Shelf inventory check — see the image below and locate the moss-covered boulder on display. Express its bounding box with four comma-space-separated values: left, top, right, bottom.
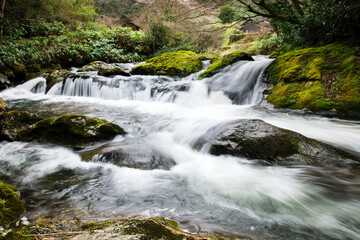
0, 111, 43, 141
131, 51, 203, 77
23, 114, 126, 149
209, 119, 360, 167
10, 64, 27, 83
265, 43, 360, 113
199, 51, 254, 79
0, 97, 7, 119
26, 64, 41, 73
0, 181, 25, 227
45, 69, 72, 93
98, 67, 130, 77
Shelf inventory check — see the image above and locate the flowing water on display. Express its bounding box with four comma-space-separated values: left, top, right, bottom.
1, 57, 360, 240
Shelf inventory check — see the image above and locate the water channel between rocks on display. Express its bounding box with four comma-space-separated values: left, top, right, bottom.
1, 57, 360, 240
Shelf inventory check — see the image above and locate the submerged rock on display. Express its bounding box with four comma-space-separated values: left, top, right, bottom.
131, 51, 203, 77
0, 111, 43, 141
199, 51, 254, 79
0, 181, 25, 227
78, 61, 130, 77
80, 142, 175, 170
210, 119, 360, 167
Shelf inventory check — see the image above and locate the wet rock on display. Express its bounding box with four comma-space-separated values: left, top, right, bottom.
26, 64, 41, 73
131, 51, 203, 77
0, 111, 43, 141
199, 51, 254, 79
80, 143, 175, 170
0, 181, 25, 227
23, 114, 126, 149
10, 64, 27, 83
0, 97, 8, 119
78, 61, 130, 77
45, 69, 72, 92
0, 73, 11, 90
209, 119, 360, 167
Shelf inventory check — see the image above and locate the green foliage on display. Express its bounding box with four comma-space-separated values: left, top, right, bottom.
218, 5, 236, 24
247, 34, 284, 55
0, 26, 152, 70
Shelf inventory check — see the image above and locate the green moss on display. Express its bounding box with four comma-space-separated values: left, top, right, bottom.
0, 181, 25, 227
265, 43, 360, 112
26, 114, 126, 149
199, 51, 254, 79
45, 69, 71, 93
131, 51, 202, 77
11, 64, 27, 82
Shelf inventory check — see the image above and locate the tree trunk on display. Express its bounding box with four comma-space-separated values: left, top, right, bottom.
0, 0, 5, 40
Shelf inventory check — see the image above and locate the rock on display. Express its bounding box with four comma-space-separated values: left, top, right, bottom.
131, 51, 203, 77
0, 181, 25, 227
199, 51, 254, 79
23, 114, 126, 149
10, 64, 27, 83
98, 67, 130, 77
80, 142, 175, 170
209, 119, 360, 167
0, 97, 8, 119
265, 43, 360, 113
0, 73, 11, 90
45, 69, 72, 92
78, 61, 130, 77
0, 111, 43, 141
26, 64, 41, 73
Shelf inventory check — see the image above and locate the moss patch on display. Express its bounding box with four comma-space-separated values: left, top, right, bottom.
25, 114, 126, 149
131, 51, 202, 77
0, 181, 25, 227
265, 43, 360, 112
199, 51, 254, 79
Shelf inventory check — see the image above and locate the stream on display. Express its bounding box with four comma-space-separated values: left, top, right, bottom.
1, 57, 360, 240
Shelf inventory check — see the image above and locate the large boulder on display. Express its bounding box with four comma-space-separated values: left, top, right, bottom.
78, 61, 130, 77
0, 181, 25, 227
10, 64, 27, 84
199, 51, 254, 79
131, 51, 203, 77
24, 114, 126, 149
265, 43, 360, 113
209, 119, 360, 167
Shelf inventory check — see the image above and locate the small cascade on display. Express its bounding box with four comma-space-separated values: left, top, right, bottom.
46, 58, 271, 105
206, 56, 273, 105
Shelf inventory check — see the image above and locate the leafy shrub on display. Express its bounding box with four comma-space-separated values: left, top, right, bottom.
218, 6, 236, 24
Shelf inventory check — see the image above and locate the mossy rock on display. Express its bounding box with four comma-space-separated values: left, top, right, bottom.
0, 181, 25, 227
0, 97, 8, 119
26, 64, 41, 73
0, 111, 43, 141
131, 51, 203, 77
98, 67, 130, 77
24, 114, 126, 149
199, 51, 254, 79
210, 119, 360, 167
265, 43, 360, 112
77, 61, 108, 72
10, 64, 27, 83
45, 69, 72, 93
